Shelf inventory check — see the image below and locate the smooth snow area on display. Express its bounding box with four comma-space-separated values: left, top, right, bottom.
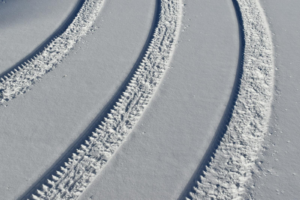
249, 0, 300, 199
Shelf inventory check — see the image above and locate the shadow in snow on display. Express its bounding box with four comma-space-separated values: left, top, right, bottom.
177, 0, 245, 199
18, 0, 161, 199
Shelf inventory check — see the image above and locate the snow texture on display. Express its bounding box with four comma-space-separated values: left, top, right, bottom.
0, 0, 104, 105
28, 0, 182, 199
188, 0, 274, 199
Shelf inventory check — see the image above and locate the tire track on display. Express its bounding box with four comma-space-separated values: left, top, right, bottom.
0, 0, 105, 105
25, 0, 182, 199
186, 0, 274, 199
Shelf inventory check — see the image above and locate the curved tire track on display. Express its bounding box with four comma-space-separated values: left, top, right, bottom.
0, 0, 105, 105
187, 0, 274, 199
26, 0, 182, 199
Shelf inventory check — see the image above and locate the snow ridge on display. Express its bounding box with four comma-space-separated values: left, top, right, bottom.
0, 0, 104, 105
28, 0, 182, 199
188, 0, 274, 199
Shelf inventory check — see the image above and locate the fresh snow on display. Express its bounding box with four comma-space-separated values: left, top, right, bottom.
0, 0, 104, 105
0, 0, 81, 72
0, 0, 299, 199
189, 0, 274, 199
79, 0, 241, 199
25, 0, 182, 199
248, 0, 300, 199
0, 0, 158, 199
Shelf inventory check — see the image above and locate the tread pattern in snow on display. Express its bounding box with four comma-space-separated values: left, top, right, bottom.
27, 0, 182, 199
188, 0, 274, 199
0, 0, 104, 105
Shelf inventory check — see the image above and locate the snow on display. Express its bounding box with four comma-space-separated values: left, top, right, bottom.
25, 0, 182, 198
0, 0, 104, 104
79, 1, 241, 199
189, 0, 274, 199
248, 0, 300, 199
0, 0, 81, 74
0, 0, 156, 198
0, 0, 299, 199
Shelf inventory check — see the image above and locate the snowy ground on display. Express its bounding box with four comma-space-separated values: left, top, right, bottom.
0, 0, 299, 199
250, 0, 300, 199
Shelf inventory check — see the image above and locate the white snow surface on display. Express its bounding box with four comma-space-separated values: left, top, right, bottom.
28, 0, 182, 199
0, 0, 158, 199
189, 0, 274, 199
248, 0, 300, 199
0, 0, 80, 71
1, 0, 299, 199
79, 1, 241, 199
0, 0, 104, 105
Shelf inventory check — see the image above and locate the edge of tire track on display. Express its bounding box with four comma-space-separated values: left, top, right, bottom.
187, 0, 274, 199
178, 1, 245, 198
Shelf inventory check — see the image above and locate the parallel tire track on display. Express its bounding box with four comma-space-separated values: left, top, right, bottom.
28, 0, 182, 199
0, 0, 104, 105
188, 0, 274, 199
